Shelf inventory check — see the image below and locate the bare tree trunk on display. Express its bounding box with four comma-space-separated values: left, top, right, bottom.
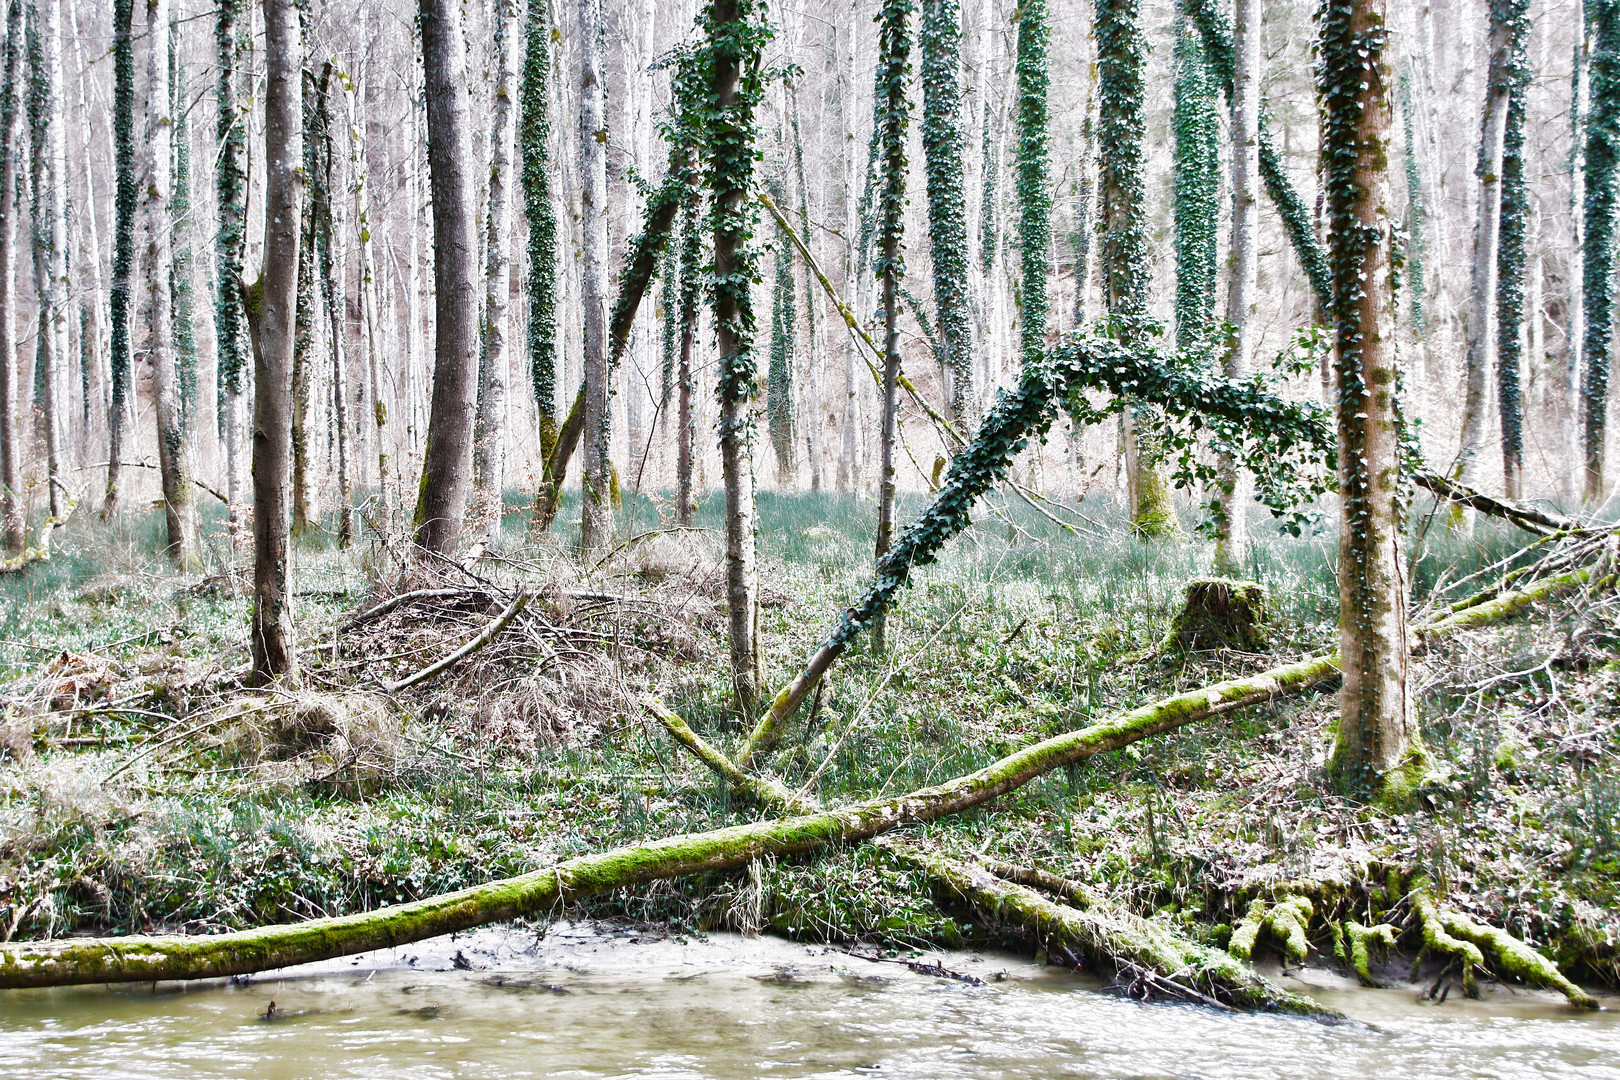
412, 0, 481, 556
247, 0, 303, 686
315, 66, 352, 548
1457, 10, 1514, 494
473, 0, 517, 551
346, 72, 388, 528
0, 0, 23, 553
576, 0, 612, 555
1321, 0, 1418, 797
1213, 0, 1257, 576
835, 2, 861, 494
31, 0, 70, 526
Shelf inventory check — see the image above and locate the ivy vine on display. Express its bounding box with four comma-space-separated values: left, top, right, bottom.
920, 0, 974, 418
1494, 0, 1531, 490
1584, 0, 1620, 493
521, 0, 559, 459
1172, 8, 1219, 350
1015, 0, 1051, 371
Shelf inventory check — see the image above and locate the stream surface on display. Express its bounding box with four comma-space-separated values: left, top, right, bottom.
2, 922, 1617, 1079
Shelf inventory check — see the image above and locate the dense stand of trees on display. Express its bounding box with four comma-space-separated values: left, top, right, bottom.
0, 0, 1609, 787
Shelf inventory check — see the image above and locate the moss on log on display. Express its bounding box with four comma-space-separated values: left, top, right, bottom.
879, 841, 1333, 1015
1411, 882, 1596, 1008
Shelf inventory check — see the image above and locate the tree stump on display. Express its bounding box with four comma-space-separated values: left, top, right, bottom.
1164, 578, 1269, 653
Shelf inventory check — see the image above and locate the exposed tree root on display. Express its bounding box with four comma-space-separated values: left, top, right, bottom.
1228, 896, 1312, 964
1409, 882, 1596, 1008
877, 840, 1334, 1016
1333, 921, 1398, 986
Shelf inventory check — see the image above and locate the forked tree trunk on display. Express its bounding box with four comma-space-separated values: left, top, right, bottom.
576, 0, 612, 555
1320, 0, 1418, 796
1213, 0, 1259, 576
247, 0, 303, 687
0, 0, 23, 553
473, 0, 518, 550
412, 0, 481, 555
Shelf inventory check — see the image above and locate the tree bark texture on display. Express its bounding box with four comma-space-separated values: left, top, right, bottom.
473, 0, 518, 550
1319, 0, 1417, 795
576, 0, 612, 555
248, 0, 303, 687
413, 0, 481, 556
103, 0, 136, 520
0, 0, 24, 552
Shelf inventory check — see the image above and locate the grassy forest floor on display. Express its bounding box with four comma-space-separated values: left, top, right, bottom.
1, 489, 1617, 995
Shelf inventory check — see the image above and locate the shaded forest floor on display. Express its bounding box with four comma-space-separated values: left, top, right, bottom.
1, 489, 1617, 994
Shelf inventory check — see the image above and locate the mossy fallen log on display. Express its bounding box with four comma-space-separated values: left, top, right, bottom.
877, 840, 1333, 1015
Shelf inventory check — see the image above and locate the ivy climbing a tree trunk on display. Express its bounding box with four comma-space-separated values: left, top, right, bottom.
872, 0, 912, 655
703, 0, 770, 713
1584, 1, 1620, 502
1317, 0, 1420, 798
1494, 0, 1531, 501
1214, 0, 1260, 575
920, 0, 974, 423
413, 0, 481, 556
214, 0, 248, 519
1172, 7, 1218, 351
247, 0, 303, 686
104, 0, 136, 520
1097, 0, 1179, 538
1456, 4, 1516, 501
521, 0, 560, 532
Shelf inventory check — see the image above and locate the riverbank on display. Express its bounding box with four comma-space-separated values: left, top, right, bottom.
0, 492, 1616, 1000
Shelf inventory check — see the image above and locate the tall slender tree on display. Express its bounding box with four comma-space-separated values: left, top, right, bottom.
920, 0, 974, 421
29, 0, 69, 524
473, 0, 519, 548
214, 0, 248, 514
701, 0, 770, 713
1584, 0, 1620, 501
103, 0, 136, 520
343, 68, 388, 523
576, 0, 612, 555
314, 64, 353, 548
1318, 0, 1418, 796
1457, 5, 1518, 494
1214, 0, 1260, 574
766, 168, 796, 484
0, 0, 23, 553
521, 0, 559, 523
248, 0, 304, 685
675, 139, 702, 527
1097, 0, 1177, 537
413, 0, 482, 554
1495, 0, 1532, 500
170, 23, 198, 437
872, 0, 912, 656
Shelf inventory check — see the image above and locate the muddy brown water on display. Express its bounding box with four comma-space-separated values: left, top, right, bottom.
2, 922, 1616, 1079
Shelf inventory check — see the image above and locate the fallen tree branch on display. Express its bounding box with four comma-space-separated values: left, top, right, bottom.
336, 588, 479, 633
379, 591, 531, 693
1412, 470, 1591, 538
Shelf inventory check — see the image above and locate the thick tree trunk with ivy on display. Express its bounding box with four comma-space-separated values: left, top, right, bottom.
1457, 8, 1515, 496
704, 0, 769, 713
214, 0, 248, 516
0, 0, 22, 553
247, 0, 303, 687
1097, 0, 1177, 538
1214, 0, 1259, 575
1584, 1, 1620, 502
413, 0, 481, 556
576, 0, 612, 555
521, 0, 560, 528
1318, 0, 1418, 797
872, 0, 911, 655
1565, 21, 1588, 503
1494, 0, 1531, 501
920, 0, 974, 422
473, 0, 518, 550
